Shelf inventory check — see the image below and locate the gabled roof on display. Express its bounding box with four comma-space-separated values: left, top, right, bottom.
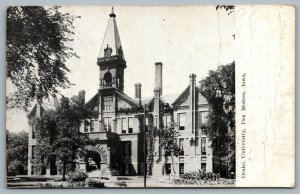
115, 90, 138, 107
160, 93, 180, 105
137, 97, 152, 106
143, 93, 180, 109
85, 92, 100, 110
27, 102, 56, 118
84, 89, 138, 111
172, 85, 190, 107
27, 104, 37, 118
172, 85, 208, 107
196, 87, 209, 105
98, 8, 124, 60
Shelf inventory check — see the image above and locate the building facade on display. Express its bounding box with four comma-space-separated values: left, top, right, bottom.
27, 8, 212, 177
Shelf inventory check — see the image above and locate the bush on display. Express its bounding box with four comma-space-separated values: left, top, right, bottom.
39, 182, 64, 188
67, 170, 88, 182
85, 178, 105, 188
69, 181, 86, 188
179, 169, 220, 185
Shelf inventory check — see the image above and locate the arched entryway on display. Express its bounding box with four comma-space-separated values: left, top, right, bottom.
86, 150, 101, 172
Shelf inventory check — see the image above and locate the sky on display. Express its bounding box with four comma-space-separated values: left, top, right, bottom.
6, 5, 234, 133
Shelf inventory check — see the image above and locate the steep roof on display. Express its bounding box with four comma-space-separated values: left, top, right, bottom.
27, 100, 57, 118
172, 86, 208, 107
84, 89, 138, 111
98, 7, 124, 60
115, 90, 138, 107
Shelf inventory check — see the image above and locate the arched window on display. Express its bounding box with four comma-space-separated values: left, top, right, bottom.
104, 72, 112, 86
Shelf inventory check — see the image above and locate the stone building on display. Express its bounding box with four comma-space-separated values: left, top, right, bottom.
27, 8, 212, 177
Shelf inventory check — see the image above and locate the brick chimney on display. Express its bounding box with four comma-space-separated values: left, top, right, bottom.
154, 62, 163, 96
78, 90, 86, 104
189, 73, 196, 134
135, 83, 142, 106
190, 73, 196, 88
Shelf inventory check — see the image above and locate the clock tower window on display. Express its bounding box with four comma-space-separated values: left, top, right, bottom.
104, 72, 112, 87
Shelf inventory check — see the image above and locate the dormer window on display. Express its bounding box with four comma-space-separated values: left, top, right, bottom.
104, 44, 112, 57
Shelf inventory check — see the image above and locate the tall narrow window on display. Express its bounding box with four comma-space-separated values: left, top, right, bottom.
155, 116, 158, 128
103, 97, 113, 111
90, 120, 94, 132
201, 137, 206, 155
162, 115, 170, 127
145, 117, 148, 131
126, 142, 131, 157
84, 120, 89, 132
32, 145, 36, 159
32, 125, 36, 139
122, 118, 126, 133
166, 115, 171, 127
198, 111, 202, 127
128, 117, 133, 133
179, 163, 184, 175
165, 164, 171, 175
201, 163, 206, 172
103, 117, 112, 132
199, 111, 208, 134
179, 138, 184, 156
122, 142, 131, 157
202, 112, 208, 124
31, 165, 34, 175
178, 113, 186, 130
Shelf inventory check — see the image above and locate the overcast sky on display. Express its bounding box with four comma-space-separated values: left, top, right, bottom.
6, 5, 234, 133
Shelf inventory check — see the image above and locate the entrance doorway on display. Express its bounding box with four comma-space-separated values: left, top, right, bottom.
86, 151, 101, 172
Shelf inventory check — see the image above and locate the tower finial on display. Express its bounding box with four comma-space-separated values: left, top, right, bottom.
109, 7, 116, 17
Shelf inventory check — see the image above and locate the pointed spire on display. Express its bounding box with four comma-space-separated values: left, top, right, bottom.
98, 7, 124, 60
109, 7, 116, 17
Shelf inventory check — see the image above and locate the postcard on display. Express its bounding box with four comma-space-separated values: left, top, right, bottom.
6, 5, 295, 188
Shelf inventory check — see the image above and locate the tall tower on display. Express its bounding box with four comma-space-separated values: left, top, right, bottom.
97, 7, 126, 92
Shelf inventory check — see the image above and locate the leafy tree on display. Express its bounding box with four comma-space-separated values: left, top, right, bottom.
33, 111, 56, 175
6, 130, 28, 176
52, 96, 92, 181
216, 5, 235, 40
216, 5, 235, 15
199, 61, 235, 177
6, 6, 79, 110
145, 122, 155, 175
157, 123, 180, 175
33, 95, 94, 180
145, 120, 180, 176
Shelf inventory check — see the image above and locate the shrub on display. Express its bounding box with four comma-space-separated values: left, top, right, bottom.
69, 181, 86, 188
39, 182, 64, 188
179, 170, 220, 184
85, 178, 105, 188
67, 170, 88, 182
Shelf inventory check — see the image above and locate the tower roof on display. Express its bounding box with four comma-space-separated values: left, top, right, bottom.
98, 7, 124, 60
